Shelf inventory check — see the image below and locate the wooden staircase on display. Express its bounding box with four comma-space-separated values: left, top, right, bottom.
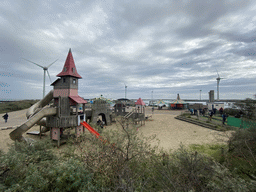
124, 109, 135, 119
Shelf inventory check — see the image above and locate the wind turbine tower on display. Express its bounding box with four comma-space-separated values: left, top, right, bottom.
216, 69, 224, 101
23, 58, 58, 98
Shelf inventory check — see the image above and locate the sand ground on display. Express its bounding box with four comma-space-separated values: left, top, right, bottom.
0, 107, 232, 153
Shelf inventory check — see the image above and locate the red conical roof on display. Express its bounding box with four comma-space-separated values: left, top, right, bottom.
135, 98, 145, 106
57, 49, 82, 78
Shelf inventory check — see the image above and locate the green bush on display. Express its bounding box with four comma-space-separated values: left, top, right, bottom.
148, 145, 255, 191
73, 117, 159, 191
0, 140, 96, 192
224, 108, 241, 117
225, 127, 256, 181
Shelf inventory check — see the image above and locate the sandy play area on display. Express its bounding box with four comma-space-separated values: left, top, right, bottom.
0, 108, 232, 153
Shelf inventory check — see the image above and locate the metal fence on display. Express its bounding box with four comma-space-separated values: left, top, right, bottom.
227, 117, 256, 129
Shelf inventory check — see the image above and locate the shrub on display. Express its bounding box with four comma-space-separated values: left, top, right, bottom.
72, 117, 159, 191
224, 108, 241, 117
0, 140, 96, 192
225, 127, 256, 181
150, 145, 255, 191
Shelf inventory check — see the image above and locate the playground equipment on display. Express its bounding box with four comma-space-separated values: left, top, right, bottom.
9, 49, 97, 146
87, 98, 113, 125
114, 98, 146, 126
9, 90, 56, 141
80, 121, 100, 138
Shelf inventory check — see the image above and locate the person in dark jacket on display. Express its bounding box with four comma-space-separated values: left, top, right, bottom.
3, 113, 8, 123
219, 107, 224, 115
222, 113, 227, 125
209, 111, 213, 121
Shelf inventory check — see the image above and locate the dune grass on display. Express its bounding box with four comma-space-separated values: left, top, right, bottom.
0, 100, 39, 114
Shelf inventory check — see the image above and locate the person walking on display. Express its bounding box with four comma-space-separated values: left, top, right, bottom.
209, 111, 213, 121
222, 113, 227, 125
219, 107, 224, 116
2, 113, 8, 123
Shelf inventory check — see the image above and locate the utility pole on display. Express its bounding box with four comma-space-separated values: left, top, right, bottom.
125, 85, 127, 99
200, 90, 202, 100
151, 90, 153, 105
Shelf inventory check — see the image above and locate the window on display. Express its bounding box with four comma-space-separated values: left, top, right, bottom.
63, 78, 66, 83
72, 68, 75, 73
73, 79, 76, 84
64, 67, 67, 72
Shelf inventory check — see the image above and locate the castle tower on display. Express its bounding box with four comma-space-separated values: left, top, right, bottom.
49, 49, 86, 127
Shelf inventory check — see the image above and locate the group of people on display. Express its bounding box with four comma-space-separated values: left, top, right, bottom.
189, 108, 206, 116
189, 107, 228, 125
209, 107, 227, 125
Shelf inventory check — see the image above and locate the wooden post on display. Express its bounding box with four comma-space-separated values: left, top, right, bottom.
83, 103, 85, 123
58, 96, 61, 117
50, 128, 52, 140
57, 134, 60, 148
40, 125, 42, 139
76, 103, 78, 116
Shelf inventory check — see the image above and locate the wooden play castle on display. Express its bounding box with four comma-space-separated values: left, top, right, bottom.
47, 49, 87, 146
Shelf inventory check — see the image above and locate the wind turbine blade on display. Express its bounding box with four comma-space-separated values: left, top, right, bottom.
215, 68, 220, 77
47, 70, 52, 83
22, 58, 44, 68
47, 59, 58, 68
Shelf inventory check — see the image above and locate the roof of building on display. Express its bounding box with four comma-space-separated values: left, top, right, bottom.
57, 49, 82, 79
170, 94, 186, 104
135, 98, 145, 106
50, 78, 61, 86
69, 95, 87, 104
117, 98, 130, 101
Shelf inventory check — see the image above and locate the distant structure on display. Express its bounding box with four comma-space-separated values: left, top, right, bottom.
170, 94, 186, 109
114, 100, 127, 116
114, 98, 145, 125
209, 90, 214, 102
134, 98, 146, 125
216, 70, 224, 101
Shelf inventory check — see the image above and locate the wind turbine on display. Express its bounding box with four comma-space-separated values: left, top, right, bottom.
23, 58, 58, 98
215, 69, 224, 101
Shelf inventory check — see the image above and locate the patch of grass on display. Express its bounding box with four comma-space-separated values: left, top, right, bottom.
189, 143, 227, 163
0, 100, 39, 114
181, 113, 191, 118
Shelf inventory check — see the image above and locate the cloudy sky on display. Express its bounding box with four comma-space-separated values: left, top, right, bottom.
1, 0, 256, 101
